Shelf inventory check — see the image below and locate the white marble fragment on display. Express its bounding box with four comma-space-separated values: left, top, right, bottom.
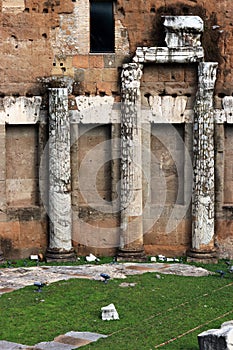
101, 303, 119, 321
163, 16, 203, 48
86, 253, 99, 262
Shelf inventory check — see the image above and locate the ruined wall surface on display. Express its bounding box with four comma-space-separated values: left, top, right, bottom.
1, 0, 232, 97
1, 0, 233, 258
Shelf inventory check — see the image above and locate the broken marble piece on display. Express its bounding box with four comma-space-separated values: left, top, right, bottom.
163, 16, 204, 48
101, 303, 119, 321
85, 253, 99, 262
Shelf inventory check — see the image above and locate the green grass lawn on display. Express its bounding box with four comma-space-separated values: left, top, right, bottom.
1, 260, 233, 349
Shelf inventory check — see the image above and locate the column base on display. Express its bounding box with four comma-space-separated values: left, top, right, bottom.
187, 248, 218, 264
0, 249, 4, 262
117, 248, 147, 262
46, 248, 76, 262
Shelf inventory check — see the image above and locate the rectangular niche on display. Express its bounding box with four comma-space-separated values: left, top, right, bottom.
224, 124, 233, 204
77, 124, 112, 206
6, 125, 39, 207
150, 123, 185, 205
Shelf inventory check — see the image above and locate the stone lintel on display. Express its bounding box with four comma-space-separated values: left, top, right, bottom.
0, 96, 42, 124
133, 47, 204, 64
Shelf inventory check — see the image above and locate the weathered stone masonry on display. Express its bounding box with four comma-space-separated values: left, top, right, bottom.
1, 1, 233, 260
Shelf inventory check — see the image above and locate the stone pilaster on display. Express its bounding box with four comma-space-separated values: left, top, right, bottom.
46, 88, 75, 261
188, 62, 218, 261
118, 63, 146, 261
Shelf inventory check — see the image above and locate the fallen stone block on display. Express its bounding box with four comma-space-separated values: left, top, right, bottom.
198, 321, 233, 350
101, 303, 119, 321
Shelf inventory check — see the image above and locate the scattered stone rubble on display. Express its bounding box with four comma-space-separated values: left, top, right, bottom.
0, 262, 211, 295
0, 262, 214, 349
0, 331, 108, 350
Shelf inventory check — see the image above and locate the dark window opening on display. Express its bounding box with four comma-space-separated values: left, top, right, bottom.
90, 1, 114, 53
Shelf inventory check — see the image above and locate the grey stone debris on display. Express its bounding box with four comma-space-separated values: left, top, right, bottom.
0, 331, 108, 350
119, 282, 137, 287
34, 341, 76, 350
101, 303, 119, 321
65, 331, 107, 342
198, 321, 233, 350
0, 340, 30, 349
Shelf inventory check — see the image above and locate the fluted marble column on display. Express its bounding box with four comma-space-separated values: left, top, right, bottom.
188, 62, 218, 260
118, 63, 146, 261
46, 88, 75, 261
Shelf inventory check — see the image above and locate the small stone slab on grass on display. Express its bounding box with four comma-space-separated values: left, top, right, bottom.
54, 335, 91, 347
0, 340, 31, 349
65, 331, 108, 342
35, 332, 108, 349
34, 341, 77, 350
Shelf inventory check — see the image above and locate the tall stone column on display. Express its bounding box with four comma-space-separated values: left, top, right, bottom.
118, 63, 146, 261
46, 88, 75, 261
188, 62, 218, 260
0, 124, 6, 262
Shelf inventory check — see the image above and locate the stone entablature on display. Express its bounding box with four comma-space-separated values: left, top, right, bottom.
133, 46, 204, 64
163, 16, 204, 48
118, 15, 218, 261
0, 97, 42, 125
134, 15, 204, 64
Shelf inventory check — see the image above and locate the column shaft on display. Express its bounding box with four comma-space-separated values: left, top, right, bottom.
46, 88, 75, 260
118, 63, 145, 261
189, 62, 218, 260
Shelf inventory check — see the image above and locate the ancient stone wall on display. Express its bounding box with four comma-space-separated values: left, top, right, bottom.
1, 1, 233, 259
